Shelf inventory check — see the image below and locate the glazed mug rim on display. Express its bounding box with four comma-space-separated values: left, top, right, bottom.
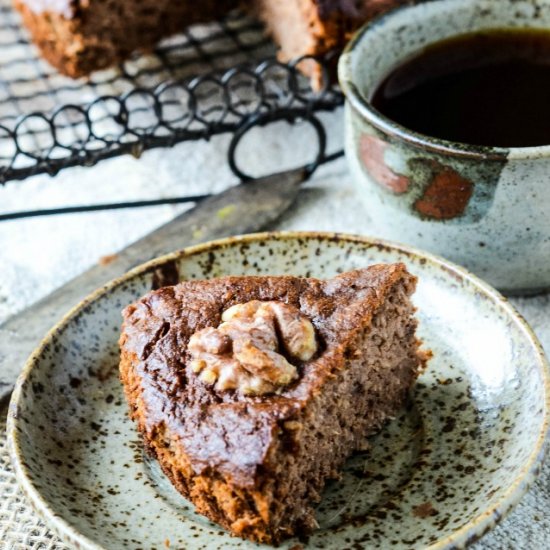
338, 0, 550, 162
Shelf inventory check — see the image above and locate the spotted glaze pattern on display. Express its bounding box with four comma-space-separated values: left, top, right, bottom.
339, 0, 550, 293
7, 232, 550, 550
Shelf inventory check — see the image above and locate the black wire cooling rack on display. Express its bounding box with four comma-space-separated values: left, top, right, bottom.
0, 0, 345, 219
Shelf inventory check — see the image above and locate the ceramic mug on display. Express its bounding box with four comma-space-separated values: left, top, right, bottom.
339, 0, 550, 294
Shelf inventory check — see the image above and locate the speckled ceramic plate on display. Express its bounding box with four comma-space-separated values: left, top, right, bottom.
7, 232, 550, 550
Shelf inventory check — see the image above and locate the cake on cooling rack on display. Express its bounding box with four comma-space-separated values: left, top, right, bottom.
14, 0, 402, 79
119, 264, 427, 544
13, 0, 239, 77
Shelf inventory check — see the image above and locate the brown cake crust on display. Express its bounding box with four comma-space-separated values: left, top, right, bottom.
119, 265, 425, 544
15, 0, 404, 79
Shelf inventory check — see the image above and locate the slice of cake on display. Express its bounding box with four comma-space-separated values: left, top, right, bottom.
119, 264, 427, 544
254, 0, 404, 86
14, 0, 238, 78
14, 0, 403, 79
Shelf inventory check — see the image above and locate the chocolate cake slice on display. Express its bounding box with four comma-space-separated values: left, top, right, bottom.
14, 0, 238, 78
254, 0, 404, 86
119, 264, 426, 544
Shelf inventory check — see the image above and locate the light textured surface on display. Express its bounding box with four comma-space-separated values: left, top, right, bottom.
0, 109, 549, 549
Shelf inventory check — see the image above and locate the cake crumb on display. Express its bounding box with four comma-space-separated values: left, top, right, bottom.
99, 254, 118, 266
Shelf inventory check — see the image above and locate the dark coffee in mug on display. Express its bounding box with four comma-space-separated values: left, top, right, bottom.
371, 29, 550, 148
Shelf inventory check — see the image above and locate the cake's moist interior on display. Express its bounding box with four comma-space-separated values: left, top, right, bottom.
258, 277, 419, 538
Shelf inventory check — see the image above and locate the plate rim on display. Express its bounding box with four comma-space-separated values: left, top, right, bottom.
7, 230, 550, 550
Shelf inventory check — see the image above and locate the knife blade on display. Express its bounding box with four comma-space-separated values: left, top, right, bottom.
0, 167, 307, 402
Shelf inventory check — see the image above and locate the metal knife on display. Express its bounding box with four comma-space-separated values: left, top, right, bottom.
0, 167, 307, 403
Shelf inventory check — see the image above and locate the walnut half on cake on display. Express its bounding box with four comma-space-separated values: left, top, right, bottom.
119, 265, 427, 544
